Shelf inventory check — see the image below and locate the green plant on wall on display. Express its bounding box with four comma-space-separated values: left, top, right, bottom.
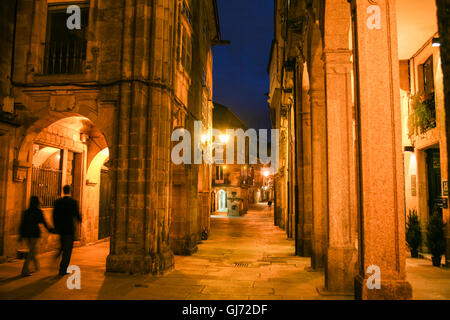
406, 209, 422, 258
408, 91, 436, 138
426, 209, 446, 267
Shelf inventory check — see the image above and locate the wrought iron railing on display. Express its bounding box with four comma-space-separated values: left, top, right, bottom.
31, 167, 62, 208
44, 39, 87, 75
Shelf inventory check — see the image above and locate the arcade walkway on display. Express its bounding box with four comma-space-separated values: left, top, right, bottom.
0, 204, 449, 299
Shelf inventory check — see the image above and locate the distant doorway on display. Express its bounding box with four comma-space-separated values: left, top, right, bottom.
218, 190, 227, 212
426, 148, 442, 217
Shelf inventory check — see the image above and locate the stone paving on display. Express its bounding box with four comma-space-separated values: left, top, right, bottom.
0, 203, 449, 300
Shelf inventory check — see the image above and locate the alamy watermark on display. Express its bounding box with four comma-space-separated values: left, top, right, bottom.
66, 265, 81, 290
366, 265, 381, 290
171, 121, 280, 171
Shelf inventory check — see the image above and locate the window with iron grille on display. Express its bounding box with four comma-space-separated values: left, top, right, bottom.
44, 4, 89, 75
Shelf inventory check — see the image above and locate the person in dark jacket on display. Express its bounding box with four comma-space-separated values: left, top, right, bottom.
19, 196, 53, 276
52, 185, 81, 276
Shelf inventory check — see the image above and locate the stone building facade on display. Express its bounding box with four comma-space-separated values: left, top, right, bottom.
211, 103, 253, 216
170, 0, 219, 255
397, 1, 448, 254
268, 0, 450, 299
0, 0, 221, 274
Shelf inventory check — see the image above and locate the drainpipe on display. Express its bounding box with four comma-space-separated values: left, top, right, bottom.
9, 0, 18, 88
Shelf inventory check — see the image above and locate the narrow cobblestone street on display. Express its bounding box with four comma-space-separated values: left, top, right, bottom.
0, 203, 449, 300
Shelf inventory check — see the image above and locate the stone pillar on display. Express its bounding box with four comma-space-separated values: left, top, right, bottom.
323, 49, 358, 294
288, 106, 296, 239
106, 0, 174, 274
436, 0, 450, 267
0, 0, 19, 259
169, 163, 198, 255
295, 62, 313, 257
280, 118, 289, 230
310, 88, 328, 270
275, 113, 288, 229
351, 0, 412, 299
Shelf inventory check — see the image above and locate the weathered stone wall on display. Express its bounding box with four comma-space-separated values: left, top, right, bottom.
0, 0, 17, 259
0, 0, 15, 104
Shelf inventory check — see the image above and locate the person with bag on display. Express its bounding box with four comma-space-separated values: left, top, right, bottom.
19, 196, 54, 277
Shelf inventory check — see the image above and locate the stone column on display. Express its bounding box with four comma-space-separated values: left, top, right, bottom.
282, 126, 289, 232
310, 87, 328, 270
323, 49, 358, 294
106, 0, 174, 274
295, 61, 313, 257
351, 0, 412, 299
170, 162, 199, 255
288, 106, 296, 239
275, 111, 288, 229
436, 0, 450, 267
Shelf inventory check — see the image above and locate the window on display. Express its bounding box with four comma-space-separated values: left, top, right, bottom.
421, 56, 435, 94
180, 25, 192, 74
215, 166, 224, 183
415, 55, 436, 130
44, 4, 89, 74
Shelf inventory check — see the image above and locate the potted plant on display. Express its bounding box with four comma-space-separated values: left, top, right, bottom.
426, 209, 446, 267
407, 91, 436, 138
406, 210, 422, 258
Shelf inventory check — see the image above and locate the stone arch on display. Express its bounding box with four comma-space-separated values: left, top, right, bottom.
15, 109, 113, 248
84, 147, 111, 243
86, 148, 110, 185
16, 107, 112, 165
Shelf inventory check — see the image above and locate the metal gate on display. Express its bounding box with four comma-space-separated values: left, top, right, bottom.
98, 169, 112, 239
31, 167, 62, 208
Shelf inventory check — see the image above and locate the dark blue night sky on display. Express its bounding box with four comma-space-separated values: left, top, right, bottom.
213, 0, 274, 130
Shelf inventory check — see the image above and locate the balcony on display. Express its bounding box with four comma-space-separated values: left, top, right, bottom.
44, 39, 87, 75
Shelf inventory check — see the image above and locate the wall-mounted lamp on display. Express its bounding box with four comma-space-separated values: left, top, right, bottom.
432, 37, 441, 47
404, 146, 415, 153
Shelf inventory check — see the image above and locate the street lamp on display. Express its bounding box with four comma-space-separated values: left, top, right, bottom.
432, 37, 441, 47
219, 134, 229, 143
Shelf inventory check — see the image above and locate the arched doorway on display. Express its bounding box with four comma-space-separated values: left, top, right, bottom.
18, 116, 110, 253
86, 147, 111, 241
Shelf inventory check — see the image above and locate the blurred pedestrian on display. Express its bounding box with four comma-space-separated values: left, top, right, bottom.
19, 196, 53, 277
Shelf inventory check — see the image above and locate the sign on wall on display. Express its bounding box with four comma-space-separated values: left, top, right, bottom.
443, 180, 448, 197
